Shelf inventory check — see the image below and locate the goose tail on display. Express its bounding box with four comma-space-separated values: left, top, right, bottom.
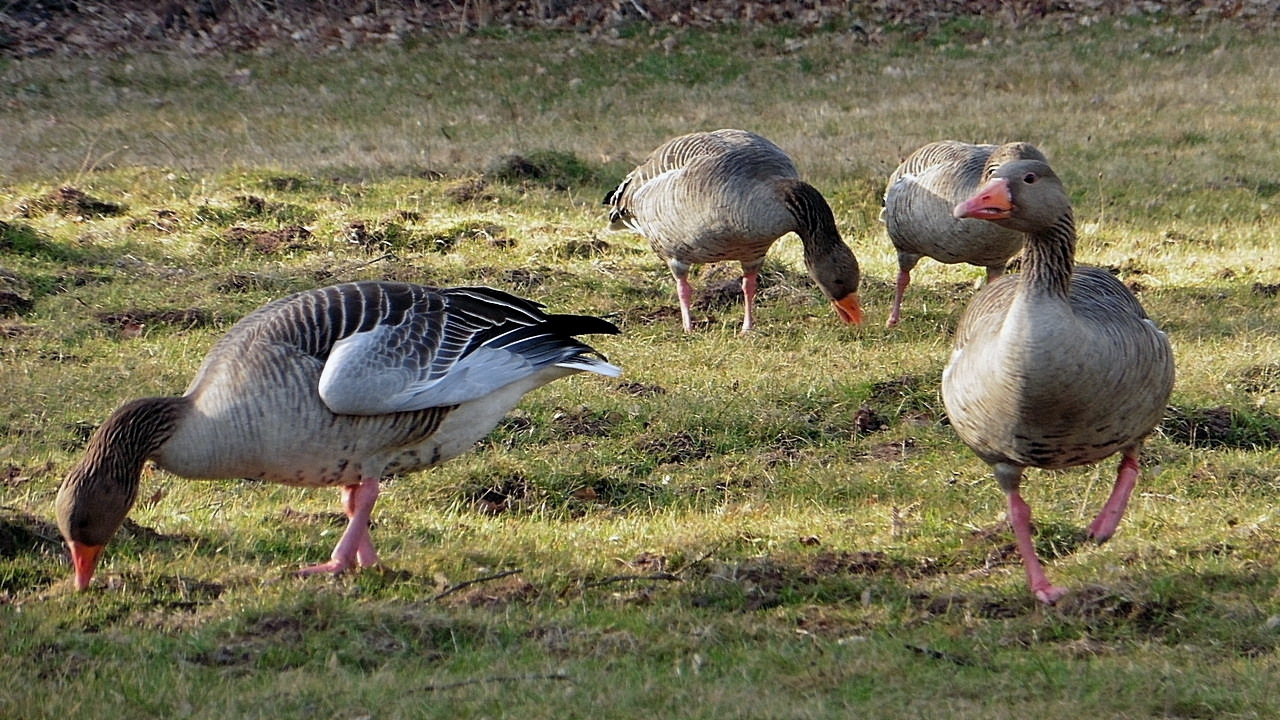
488, 313, 622, 378
557, 355, 623, 378
549, 313, 622, 377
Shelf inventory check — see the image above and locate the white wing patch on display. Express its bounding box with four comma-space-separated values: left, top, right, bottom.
317, 318, 621, 416
318, 327, 537, 415
317, 325, 424, 415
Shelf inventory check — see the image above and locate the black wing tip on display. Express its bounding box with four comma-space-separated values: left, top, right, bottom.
445, 285, 548, 311
440, 285, 620, 337
548, 313, 621, 337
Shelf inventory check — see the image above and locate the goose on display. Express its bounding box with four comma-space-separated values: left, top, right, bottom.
55, 281, 621, 590
603, 129, 862, 332
941, 159, 1174, 605
881, 140, 1047, 327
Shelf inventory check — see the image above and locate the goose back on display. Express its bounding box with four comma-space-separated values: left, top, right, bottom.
884, 140, 1045, 267
606, 129, 802, 266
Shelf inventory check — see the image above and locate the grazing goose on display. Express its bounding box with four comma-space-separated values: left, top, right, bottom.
603, 129, 862, 332
55, 282, 621, 590
881, 140, 1047, 327
942, 159, 1174, 605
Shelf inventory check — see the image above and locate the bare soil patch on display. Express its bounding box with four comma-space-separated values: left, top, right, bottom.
17, 186, 124, 218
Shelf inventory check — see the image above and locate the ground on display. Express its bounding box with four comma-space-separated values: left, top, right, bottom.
2, 0, 1274, 58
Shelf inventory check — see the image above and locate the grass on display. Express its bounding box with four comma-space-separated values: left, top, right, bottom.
3, 13, 1280, 719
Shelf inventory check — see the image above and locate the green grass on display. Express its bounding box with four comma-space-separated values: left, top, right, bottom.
4, 15, 1280, 720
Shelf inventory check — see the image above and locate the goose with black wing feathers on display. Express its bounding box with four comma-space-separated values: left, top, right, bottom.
56, 282, 620, 589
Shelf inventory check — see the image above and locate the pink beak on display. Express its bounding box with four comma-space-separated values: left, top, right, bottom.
68, 540, 104, 591
954, 177, 1014, 221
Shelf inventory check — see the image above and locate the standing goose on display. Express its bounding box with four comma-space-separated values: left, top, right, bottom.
55, 282, 621, 590
942, 159, 1174, 605
604, 129, 862, 332
882, 140, 1047, 327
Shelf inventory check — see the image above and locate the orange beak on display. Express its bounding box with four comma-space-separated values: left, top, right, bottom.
831, 293, 863, 325
954, 177, 1014, 221
68, 540, 104, 591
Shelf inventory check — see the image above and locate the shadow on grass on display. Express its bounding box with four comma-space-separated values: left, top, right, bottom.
0, 508, 63, 560
0, 219, 88, 264
1162, 404, 1280, 450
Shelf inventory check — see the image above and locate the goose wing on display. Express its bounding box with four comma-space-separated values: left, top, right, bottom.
317, 284, 618, 415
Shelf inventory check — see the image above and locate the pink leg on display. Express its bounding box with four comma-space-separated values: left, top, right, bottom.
740, 271, 758, 333
886, 269, 910, 328
1087, 446, 1141, 543
296, 477, 381, 576
342, 481, 379, 566
675, 276, 695, 333
1006, 490, 1070, 605
995, 463, 1068, 605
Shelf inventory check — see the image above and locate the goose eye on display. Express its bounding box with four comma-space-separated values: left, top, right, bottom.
1022, 172, 1038, 184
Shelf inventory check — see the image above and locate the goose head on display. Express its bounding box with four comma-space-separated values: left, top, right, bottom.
55, 397, 183, 590
982, 142, 1048, 182
808, 250, 863, 325
57, 456, 139, 591
953, 159, 1067, 234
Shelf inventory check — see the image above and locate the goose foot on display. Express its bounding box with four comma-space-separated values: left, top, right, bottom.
295, 477, 381, 577
294, 554, 380, 576
1031, 582, 1070, 606
295, 558, 358, 576
1087, 448, 1140, 543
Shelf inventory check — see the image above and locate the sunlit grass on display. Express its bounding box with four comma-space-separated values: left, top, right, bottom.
2, 14, 1280, 720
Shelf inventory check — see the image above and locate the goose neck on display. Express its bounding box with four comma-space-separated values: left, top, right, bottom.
76, 396, 187, 491
1018, 212, 1076, 299
783, 181, 843, 255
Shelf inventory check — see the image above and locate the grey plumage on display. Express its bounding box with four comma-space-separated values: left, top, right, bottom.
881, 140, 1047, 327
604, 129, 862, 332
942, 159, 1175, 605
55, 282, 620, 589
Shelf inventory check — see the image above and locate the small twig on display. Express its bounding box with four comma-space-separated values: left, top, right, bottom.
70, 138, 121, 187
583, 572, 681, 588
421, 671, 572, 692
672, 543, 722, 577
456, 0, 470, 35
346, 252, 394, 271
500, 94, 522, 151
146, 130, 194, 178
904, 643, 974, 667
627, 0, 653, 21
426, 568, 522, 603
330, 253, 394, 280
